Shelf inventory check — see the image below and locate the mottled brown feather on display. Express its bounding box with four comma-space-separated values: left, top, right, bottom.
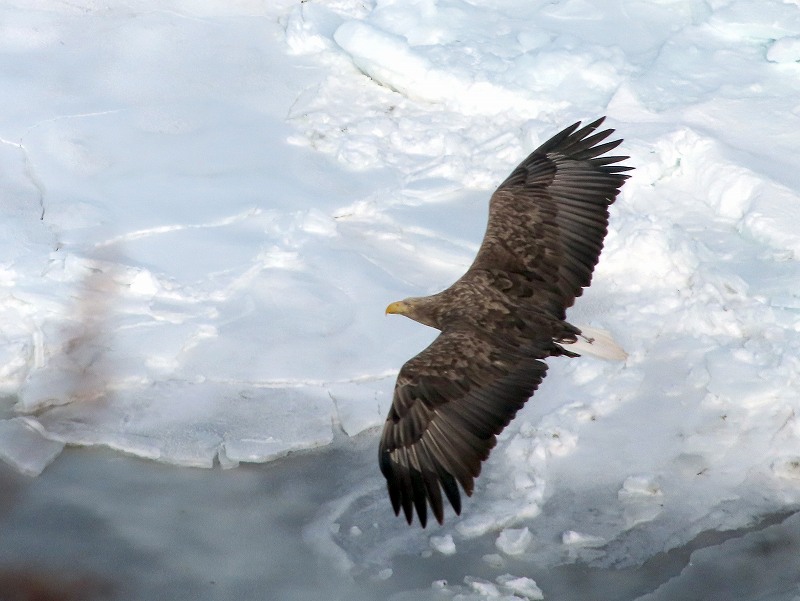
380, 117, 631, 526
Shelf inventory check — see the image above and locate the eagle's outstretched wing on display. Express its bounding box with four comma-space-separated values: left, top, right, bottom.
380, 328, 548, 527
470, 116, 632, 318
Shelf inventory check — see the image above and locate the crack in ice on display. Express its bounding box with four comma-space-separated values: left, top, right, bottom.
95, 207, 263, 247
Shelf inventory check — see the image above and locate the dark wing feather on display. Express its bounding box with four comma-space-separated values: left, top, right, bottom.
469, 116, 632, 318
379, 328, 548, 527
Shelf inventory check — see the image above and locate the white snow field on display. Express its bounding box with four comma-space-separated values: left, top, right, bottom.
2, 0, 800, 598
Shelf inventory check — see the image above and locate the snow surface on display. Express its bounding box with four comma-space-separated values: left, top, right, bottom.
3, 0, 800, 597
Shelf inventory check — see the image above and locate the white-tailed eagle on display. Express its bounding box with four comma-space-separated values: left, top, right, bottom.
380, 117, 632, 527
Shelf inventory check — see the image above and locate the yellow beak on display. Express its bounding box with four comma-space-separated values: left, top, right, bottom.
385, 301, 406, 315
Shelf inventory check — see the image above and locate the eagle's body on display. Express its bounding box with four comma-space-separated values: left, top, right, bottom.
381, 117, 632, 527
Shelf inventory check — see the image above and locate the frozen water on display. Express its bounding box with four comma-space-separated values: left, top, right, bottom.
496, 528, 533, 556
2, 0, 800, 598
0, 417, 64, 476
0, 443, 798, 601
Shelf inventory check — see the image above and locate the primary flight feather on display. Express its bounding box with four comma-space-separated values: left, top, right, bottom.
380, 117, 633, 527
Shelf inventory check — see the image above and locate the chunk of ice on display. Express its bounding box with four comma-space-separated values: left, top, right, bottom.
0, 417, 65, 476
496, 527, 532, 555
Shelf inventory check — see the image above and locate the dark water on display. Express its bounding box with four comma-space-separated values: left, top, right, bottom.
0, 436, 798, 601
0, 441, 380, 601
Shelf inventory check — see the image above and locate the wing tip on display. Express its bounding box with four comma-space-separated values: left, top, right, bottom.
380, 444, 465, 527
525, 116, 633, 175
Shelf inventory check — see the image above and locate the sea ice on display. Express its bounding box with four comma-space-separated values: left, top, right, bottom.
2, 1, 800, 598
496, 527, 533, 556
0, 417, 64, 476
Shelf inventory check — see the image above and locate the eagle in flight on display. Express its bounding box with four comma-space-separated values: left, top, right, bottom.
380, 117, 632, 527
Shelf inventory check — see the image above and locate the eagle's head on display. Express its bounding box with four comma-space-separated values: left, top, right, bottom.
385, 296, 442, 330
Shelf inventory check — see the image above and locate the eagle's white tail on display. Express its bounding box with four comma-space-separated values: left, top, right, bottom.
567, 326, 627, 361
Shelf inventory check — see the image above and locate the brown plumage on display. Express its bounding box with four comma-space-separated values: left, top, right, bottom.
380, 117, 633, 527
